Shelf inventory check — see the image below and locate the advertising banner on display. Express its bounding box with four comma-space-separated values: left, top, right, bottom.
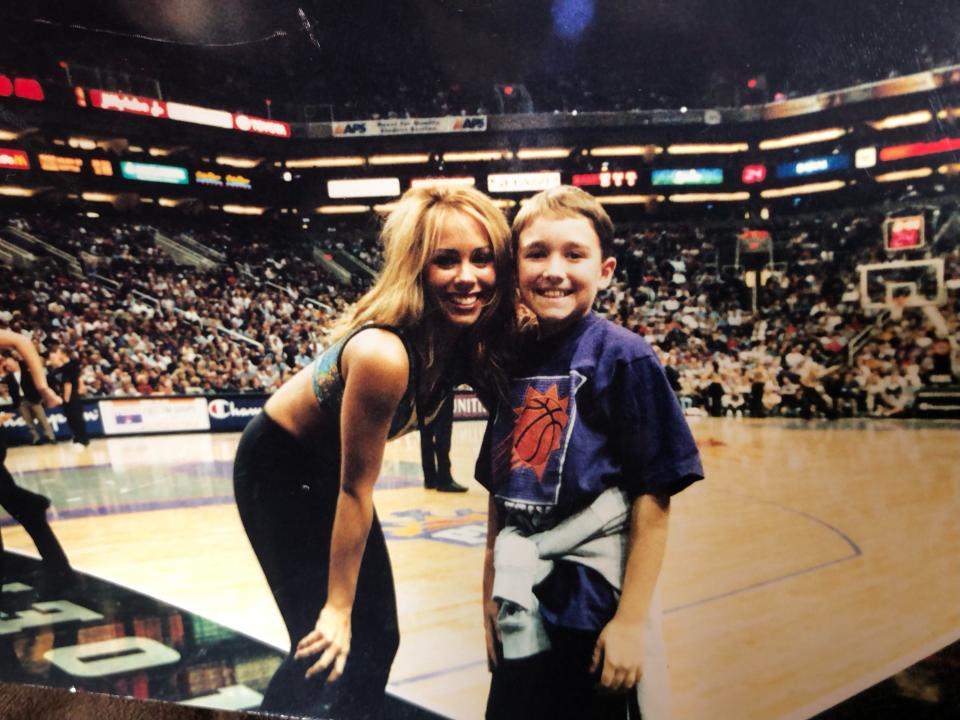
88, 89, 168, 118
0, 148, 29, 170
39, 154, 84, 173
328, 177, 402, 199
1, 402, 103, 445
120, 161, 190, 185
99, 398, 210, 435
2, 391, 486, 446
332, 115, 487, 137
776, 154, 851, 179
207, 396, 265, 432
652, 168, 723, 186
487, 171, 562, 193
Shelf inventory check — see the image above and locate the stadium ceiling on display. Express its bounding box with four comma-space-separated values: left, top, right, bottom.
6, 0, 959, 111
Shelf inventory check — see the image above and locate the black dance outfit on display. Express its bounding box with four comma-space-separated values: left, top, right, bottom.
233, 325, 437, 719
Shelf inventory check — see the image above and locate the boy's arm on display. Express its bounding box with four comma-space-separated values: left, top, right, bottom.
482, 494, 501, 670
590, 492, 670, 692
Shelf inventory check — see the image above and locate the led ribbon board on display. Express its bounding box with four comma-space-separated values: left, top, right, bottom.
776, 154, 851, 179
651, 168, 723, 186
120, 161, 189, 185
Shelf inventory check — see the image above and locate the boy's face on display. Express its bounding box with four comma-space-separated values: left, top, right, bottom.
516, 215, 616, 337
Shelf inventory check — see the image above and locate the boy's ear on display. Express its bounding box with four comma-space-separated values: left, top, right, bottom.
597, 256, 617, 289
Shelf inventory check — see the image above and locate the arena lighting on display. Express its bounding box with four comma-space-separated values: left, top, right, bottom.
215, 156, 262, 169
285, 156, 365, 168
442, 150, 512, 162
874, 167, 934, 183
148, 147, 172, 157
373, 202, 399, 213
937, 108, 960, 120
759, 180, 846, 198
491, 199, 517, 209
667, 143, 749, 154
316, 204, 370, 214
515, 148, 573, 160
128, 145, 144, 153
879, 138, 960, 162
0, 186, 38, 197
758, 128, 847, 150
367, 153, 431, 165
855, 147, 878, 169
0, 130, 21, 141
866, 110, 933, 131
589, 145, 662, 157
668, 192, 750, 203
85, 212, 100, 218
158, 197, 191, 207
938, 163, 960, 175
68, 137, 98, 150
595, 194, 664, 205
410, 176, 476, 189
81, 192, 119, 203
222, 204, 266, 215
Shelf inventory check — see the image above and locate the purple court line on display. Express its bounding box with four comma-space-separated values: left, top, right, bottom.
0, 474, 422, 526
665, 491, 863, 615
391, 491, 864, 687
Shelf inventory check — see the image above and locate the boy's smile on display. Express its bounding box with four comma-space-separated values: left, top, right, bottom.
517, 215, 617, 337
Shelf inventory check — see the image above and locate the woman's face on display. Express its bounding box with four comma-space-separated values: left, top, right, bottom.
423, 210, 497, 329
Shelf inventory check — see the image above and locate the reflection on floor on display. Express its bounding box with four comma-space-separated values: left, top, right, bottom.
0, 552, 446, 718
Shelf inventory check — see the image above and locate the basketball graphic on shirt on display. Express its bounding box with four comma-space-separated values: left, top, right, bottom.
511, 385, 569, 482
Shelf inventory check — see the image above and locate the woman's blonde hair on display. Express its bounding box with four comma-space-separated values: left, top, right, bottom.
333, 185, 514, 395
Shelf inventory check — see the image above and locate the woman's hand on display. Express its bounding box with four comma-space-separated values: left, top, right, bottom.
294, 605, 352, 682
483, 598, 501, 671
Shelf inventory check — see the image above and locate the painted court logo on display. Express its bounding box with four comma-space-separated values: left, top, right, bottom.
382, 508, 488, 546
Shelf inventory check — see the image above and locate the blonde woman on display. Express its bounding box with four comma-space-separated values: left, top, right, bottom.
233, 186, 513, 718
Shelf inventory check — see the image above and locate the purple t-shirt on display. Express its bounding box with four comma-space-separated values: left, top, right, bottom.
477, 313, 704, 631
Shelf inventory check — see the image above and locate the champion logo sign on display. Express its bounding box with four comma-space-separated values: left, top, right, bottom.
207, 399, 261, 420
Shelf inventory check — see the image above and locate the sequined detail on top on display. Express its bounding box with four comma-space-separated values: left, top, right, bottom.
311, 325, 419, 439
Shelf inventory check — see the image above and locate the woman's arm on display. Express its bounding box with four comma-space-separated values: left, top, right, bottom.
294, 329, 409, 682
0, 330, 60, 407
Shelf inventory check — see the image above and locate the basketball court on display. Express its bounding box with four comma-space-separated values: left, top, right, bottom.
1, 416, 957, 719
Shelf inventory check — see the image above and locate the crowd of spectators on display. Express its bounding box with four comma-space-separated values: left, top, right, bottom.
1, 205, 958, 420
596, 210, 960, 418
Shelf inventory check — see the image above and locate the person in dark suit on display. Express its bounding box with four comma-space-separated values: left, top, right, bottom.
0, 330, 75, 592
48, 347, 89, 447
420, 390, 467, 492
2, 357, 56, 445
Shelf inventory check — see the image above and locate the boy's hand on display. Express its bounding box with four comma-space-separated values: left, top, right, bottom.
590, 617, 645, 692
483, 599, 501, 671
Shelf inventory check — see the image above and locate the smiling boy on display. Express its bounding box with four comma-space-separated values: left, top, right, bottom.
478, 186, 704, 719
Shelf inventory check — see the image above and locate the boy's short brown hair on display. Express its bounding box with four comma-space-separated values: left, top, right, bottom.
511, 185, 615, 258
